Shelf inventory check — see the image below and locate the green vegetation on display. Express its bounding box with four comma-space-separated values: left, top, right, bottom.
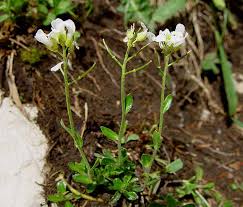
117, 0, 186, 31
0, 0, 27, 22
36, 0, 76, 25
20, 47, 46, 64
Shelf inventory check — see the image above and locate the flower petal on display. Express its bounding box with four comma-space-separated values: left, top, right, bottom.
140, 22, 148, 32
65, 19, 76, 35
155, 29, 169, 42
175, 24, 185, 34
35, 29, 52, 46
147, 32, 156, 43
50, 62, 63, 72
51, 18, 65, 32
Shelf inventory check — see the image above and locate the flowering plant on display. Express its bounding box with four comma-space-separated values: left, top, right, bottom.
35, 18, 98, 205
35, 19, 192, 206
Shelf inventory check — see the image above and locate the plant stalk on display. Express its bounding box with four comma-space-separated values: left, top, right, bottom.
117, 46, 130, 164
62, 47, 91, 179
146, 54, 170, 190
158, 55, 169, 136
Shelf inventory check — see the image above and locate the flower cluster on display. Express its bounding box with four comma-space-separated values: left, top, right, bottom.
35, 18, 79, 72
35, 18, 79, 52
124, 23, 188, 54
153, 24, 188, 54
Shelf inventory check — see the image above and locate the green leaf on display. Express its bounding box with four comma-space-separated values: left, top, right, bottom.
212, 0, 226, 11
118, 0, 153, 29
43, 12, 56, 25
72, 173, 92, 185
127, 133, 139, 142
124, 191, 138, 200
65, 201, 74, 207
152, 130, 162, 150
152, 0, 186, 23
100, 126, 118, 142
111, 178, 123, 191
68, 161, 86, 174
141, 154, 153, 169
165, 159, 183, 173
202, 182, 215, 190
55, 0, 73, 15
110, 191, 122, 204
162, 94, 173, 113
48, 193, 66, 203
223, 200, 234, 207
165, 194, 180, 207
195, 167, 204, 181
202, 52, 220, 74
38, 4, 48, 14
125, 94, 133, 114
0, 14, 9, 22
216, 31, 238, 116
57, 180, 66, 193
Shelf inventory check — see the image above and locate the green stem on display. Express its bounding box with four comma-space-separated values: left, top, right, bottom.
63, 48, 75, 132
146, 54, 170, 189
117, 46, 130, 165
62, 177, 103, 202
158, 55, 170, 135
62, 47, 91, 179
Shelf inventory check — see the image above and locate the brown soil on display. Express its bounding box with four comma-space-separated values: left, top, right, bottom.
0, 1, 243, 206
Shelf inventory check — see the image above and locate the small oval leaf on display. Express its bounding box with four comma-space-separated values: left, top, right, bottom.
165, 159, 183, 174
162, 94, 173, 113
140, 154, 153, 169
125, 94, 133, 114
65, 201, 74, 207
57, 180, 66, 193
100, 126, 118, 141
127, 133, 139, 143
73, 173, 92, 185
48, 193, 66, 203
152, 130, 162, 150
125, 191, 138, 201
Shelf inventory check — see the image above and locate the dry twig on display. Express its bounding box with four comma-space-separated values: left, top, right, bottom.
6, 50, 29, 119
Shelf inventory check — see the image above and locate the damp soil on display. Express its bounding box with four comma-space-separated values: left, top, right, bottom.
0, 1, 243, 206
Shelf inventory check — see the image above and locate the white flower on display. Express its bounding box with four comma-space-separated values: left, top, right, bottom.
35, 29, 53, 47
35, 18, 78, 50
64, 19, 76, 39
51, 18, 76, 39
50, 61, 63, 72
139, 22, 155, 43
154, 23, 188, 52
123, 24, 135, 43
123, 22, 156, 45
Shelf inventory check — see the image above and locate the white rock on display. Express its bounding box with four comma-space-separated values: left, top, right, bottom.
0, 98, 47, 207
233, 73, 243, 94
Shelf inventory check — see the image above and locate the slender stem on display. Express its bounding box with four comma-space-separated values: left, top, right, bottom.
62, 47, 91, 179
63, 48, 74, 132
103, 39, 122, 67
61, 177, 103, 202
127, 43, 150, 62
158, 55, 169, 135
147, 55, 170, 175
117, 46, 130, 164
69, 62, 96, 86
194, 190, 211, 207
125, 60, 152, 75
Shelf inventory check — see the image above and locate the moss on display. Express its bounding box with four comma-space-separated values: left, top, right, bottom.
20, 47, 46, 64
